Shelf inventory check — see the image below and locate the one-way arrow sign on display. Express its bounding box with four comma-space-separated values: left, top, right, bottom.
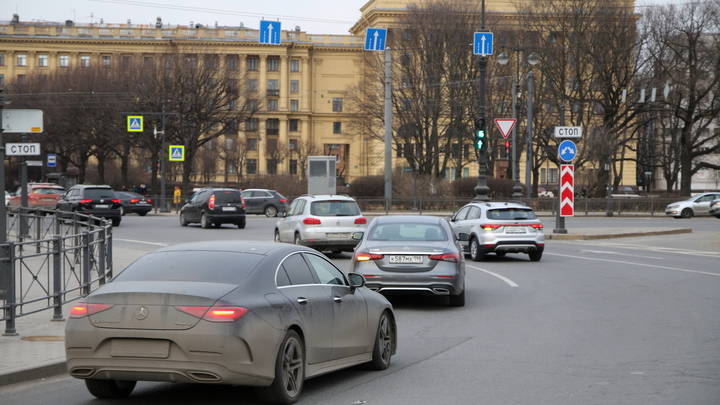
364, 28, 387, 51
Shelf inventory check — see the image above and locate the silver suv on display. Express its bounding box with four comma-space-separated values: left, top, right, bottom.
449, 201, 545, 261
274, 194, 368, 253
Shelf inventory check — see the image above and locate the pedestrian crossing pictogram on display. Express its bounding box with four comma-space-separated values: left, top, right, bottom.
127, 116, 144, 132
169, 145, 185, 161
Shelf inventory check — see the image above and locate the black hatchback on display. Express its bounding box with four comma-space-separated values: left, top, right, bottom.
56, 185, 123, 226
180, 188, 246, 229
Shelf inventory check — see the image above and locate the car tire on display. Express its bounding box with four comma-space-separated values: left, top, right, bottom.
111, 218, 121, 227
264, 205, 278, 217
255, 330, 304, 405
237, 219, 246, 229
85, 379, 136, 399
681, 208, 693, 219
294, 233, 302, 245
528, 251, 543, 262
495, 251, 507, 257
449, 288, 465, 307
366, 311, 393, 370
274, 230, 281, 243
201, 213, 211, 229
180, 212, 188, 226
138, 211, 147, 217
469, 237, 485, 262
120, 206, 126, 216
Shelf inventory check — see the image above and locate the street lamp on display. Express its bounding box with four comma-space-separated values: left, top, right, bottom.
497, 49, 539, 198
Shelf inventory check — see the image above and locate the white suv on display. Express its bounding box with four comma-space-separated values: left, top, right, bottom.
449, 201, 545, 261
274, 194, 368, 253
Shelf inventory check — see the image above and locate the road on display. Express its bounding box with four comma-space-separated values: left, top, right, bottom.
1, 214, 718, 404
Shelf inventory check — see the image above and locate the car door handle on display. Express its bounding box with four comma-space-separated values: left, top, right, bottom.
297, 297, 308, 305
333, 296, 343, 303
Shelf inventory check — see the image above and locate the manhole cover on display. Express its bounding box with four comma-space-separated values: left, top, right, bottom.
21, 336, 65, 342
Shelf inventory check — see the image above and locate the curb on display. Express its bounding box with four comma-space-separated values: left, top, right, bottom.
546, 228, 692, 240
0, 361, 67, 387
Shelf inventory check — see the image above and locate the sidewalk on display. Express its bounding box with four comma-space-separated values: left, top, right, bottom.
0, 226, 692, 387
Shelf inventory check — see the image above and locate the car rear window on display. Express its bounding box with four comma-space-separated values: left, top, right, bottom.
113, 251, 262, 284
310, 200, 360, 216
368, 223, 447, 241
84, 189, 117, 199
487, 208, 537, 220
214, 191, 242, 204
34, 188, 63, 194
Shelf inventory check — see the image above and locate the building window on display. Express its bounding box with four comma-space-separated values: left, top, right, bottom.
16, 54, 27, 67
246, 99, 259, 111
333, 122, 342, 134
402, 98, 412, 111
290, 80, 299, 93
266, 118, 279, 135
185, 55, 197, 69
0, 54, 4, 66
228, 99, 237, 111
289, 119, 299, 132
80, 55, 91, 68
226, 78, 238, 95
226, 119, 238, 134
246, 118, 259, 132
17, 75, 26, 86
247, 57, 259, 71
38, 54, 48, 67
267, 58, 279, 71
59, 55, 70, 67
247, 138, 258, 151
290, 160, 297, 175
247, 79, 258, 91
290, 59, 300, 72
122, 56, 132, 68
247, 159, 257, 175
267, 161, 277, 175
226, 161, 237, 175
165, 56, 174, 69
226, 55, 239, 71
0, 74, 4, 87
290, 100, 299, 111
267, 79, 279, 97
541, 168, 559, 184
332, 97, 343, 112
267, 99, 278, 111
205, 54, 219, 70
102, 55, 111, 68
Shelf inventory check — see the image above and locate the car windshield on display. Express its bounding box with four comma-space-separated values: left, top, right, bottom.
310, 200, 360, 216
368, 223, 447, 242
487, 208, 537, 220
214, 191, 242, 204
114, 251, 262, 284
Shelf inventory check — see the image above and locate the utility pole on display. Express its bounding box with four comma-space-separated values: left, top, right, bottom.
473, 0, 490, 202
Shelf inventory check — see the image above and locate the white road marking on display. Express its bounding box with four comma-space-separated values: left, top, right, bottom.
466, 265, 519, 287
581, 249, 663, 260
567, 241, 720, 258
546, 252, 720, 277
114, 238, 169, 247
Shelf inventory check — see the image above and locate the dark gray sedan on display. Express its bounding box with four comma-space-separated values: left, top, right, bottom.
351, 215, 466, 307
115, 191, 152, 216
65, 241, 396, 404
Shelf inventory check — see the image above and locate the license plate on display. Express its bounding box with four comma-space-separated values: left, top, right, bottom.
327, 233, 350, 238
505, 227, 526, 234
110, 339, 169, 358
389, 255, 423, 264
222, 206, 236, 211
95, 204, 110, 209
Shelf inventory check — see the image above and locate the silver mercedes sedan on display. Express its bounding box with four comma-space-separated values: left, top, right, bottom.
65, 241, 396, 404
350, 215, 466, 307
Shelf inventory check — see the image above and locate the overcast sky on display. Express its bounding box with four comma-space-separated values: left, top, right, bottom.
5, 0, 684, 36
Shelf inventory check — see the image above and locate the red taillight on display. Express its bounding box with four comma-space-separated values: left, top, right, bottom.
111, 199, 121, 204
480, 224, 502, 231
429, 253, 460, 263
354, 217, 367, 225
355, 251, 384, 261
130, 199, 139, 203
176, 306, 248, 322
29, 195, 40, 200
530, 224, 543, 229
69, 303, 114, 318
146, 199, 152, 203
303, 218, 321, 225
280, 198, 287, 203
79, 199, 93, 204
209, 195, 216, 210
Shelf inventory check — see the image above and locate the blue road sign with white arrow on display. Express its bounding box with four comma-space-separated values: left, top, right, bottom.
259, 21, 281, 45
364, 28, 387, 51
559, 140, 577, 162
473, 32, 494, 55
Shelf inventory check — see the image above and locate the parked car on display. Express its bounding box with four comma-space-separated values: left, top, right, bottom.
351, 215, 466, 307
709, 198, 720, 219
448, 201, 545, 261
65, 241, 396, 403
115, 191, 152, 216
275, 194, 367, 253
6, 182, 64, 211
537, 186, 555, 197
180, 187, 246, 228
56, 184, 122, 226
665, 192, 720, 218
241, 188, 288, 217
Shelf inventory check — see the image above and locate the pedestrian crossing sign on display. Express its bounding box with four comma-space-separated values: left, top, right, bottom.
169, 145, 185, 161
127, 116, 143, 132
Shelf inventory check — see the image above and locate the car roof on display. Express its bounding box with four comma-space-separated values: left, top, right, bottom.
154, 240, 317, 256
297, 194, 356, 201
371, 215, 444, 225
464, 201, 530, 209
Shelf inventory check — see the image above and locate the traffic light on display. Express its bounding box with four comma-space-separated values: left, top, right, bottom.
474, 118, 487, 151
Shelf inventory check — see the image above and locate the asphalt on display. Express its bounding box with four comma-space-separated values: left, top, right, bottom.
0, 223, 693, 388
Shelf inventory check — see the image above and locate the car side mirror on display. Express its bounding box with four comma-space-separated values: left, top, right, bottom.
352, 231, 364, 240
348, 273, 366, 289
458, 233, 470, 241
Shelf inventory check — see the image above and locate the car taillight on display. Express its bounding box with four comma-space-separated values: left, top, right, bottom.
241, 197, 246, 209
429, 253, 460, 262
111, 199, 121, 204
69, 303, 114, 318
176, 306, 248, 322
79, 199, 93, 204
480, 224, 502, 231
280, 198, 287, 203
130, 199, 139, 203
355, 251, 384, 261
303, 218, 321, 225
530, 224, 543, 229
354, 217, 367, 225
209, 195, 216, 210
146, 199, 152, 203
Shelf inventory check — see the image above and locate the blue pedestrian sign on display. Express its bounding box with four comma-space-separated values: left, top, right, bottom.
169, 145, 185, 162
259, 21, 281, 45
558, 140, 577, 162
473, 32, 494, 55
127, 116, 143, 132
364, 28, 387, 51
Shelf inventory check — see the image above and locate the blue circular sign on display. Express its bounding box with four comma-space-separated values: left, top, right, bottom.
558, 140, 577, 162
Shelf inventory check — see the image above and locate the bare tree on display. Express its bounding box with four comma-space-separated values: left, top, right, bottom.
292, 140, 323, 179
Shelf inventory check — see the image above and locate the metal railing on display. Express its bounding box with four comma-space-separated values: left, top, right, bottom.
1, 209, 113, 336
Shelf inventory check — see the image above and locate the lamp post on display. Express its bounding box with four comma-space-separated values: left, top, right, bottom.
497, 49, 539, 199
472, 0, 490, 202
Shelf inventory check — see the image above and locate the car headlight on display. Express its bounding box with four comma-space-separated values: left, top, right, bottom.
667, 204, 679, 209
